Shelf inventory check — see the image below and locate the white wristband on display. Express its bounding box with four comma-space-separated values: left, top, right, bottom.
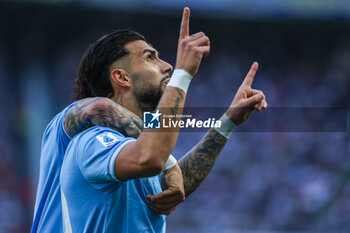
214, 113, 236, 139
167, 69, 193, 93
163, 154, 177, 171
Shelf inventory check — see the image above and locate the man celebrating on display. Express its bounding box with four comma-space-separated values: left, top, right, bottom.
59, 7, 267, 233
31, 7, 207, 233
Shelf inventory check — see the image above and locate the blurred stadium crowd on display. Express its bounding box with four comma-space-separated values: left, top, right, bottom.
0, 2, 350, 233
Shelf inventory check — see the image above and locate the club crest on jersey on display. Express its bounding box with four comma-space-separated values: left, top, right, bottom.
143, 110, 161, 129
96, 132, 118, 147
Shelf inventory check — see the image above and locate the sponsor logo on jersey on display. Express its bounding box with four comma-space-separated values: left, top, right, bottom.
96, 132, 118, 147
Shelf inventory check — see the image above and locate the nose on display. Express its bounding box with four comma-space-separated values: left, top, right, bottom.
160, 60, 173, 74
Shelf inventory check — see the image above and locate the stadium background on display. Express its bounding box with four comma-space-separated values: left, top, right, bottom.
0, 0, 350, 232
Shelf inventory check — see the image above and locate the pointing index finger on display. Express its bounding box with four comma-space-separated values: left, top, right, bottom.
243, 62, 259, 87
179, 7, 190, 40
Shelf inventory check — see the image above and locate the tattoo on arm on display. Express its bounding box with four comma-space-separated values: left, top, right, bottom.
170, 89, 184, 115
178, 128, 227, 197
64, 98, 142, 138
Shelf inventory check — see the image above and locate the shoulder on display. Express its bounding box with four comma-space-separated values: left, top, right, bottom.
63, 97, 114, 137
67, 97, 114, 116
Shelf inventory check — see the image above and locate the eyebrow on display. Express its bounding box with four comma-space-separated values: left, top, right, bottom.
143, 49, 159, 56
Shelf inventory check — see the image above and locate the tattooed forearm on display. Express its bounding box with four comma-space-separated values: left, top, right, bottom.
64, 97, 142, 138
178, 128, 227, 197
170, 88, 184, 116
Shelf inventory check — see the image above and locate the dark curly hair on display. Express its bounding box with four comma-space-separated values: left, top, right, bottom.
73, 29, 146, 100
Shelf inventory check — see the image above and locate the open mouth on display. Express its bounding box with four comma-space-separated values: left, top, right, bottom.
163, 78, 170, 86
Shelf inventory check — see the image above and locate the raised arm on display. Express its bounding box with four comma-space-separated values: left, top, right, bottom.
113, 7, 210, 181
178, 62, 267, 197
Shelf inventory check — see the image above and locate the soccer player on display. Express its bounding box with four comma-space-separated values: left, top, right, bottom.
30, 12, 191, 233
60, 7, 267, 233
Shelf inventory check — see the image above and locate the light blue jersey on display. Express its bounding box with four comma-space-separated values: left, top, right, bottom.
31, 101, 78, 233
60, 126, 166, 233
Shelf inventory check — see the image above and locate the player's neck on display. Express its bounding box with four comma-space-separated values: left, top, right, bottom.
111, 92, 143, 119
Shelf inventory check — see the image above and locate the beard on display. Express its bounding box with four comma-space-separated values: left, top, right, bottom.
132, 74, 168, 112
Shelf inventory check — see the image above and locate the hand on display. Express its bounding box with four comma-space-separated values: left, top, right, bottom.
147, 164, 185, 215
226, 62, 268, 125
175, 7, 210, 76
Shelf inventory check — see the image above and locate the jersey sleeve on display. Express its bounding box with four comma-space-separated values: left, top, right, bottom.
76, 129, 136, 190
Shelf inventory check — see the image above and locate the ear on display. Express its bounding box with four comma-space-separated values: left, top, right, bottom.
110, 69, 131, 88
